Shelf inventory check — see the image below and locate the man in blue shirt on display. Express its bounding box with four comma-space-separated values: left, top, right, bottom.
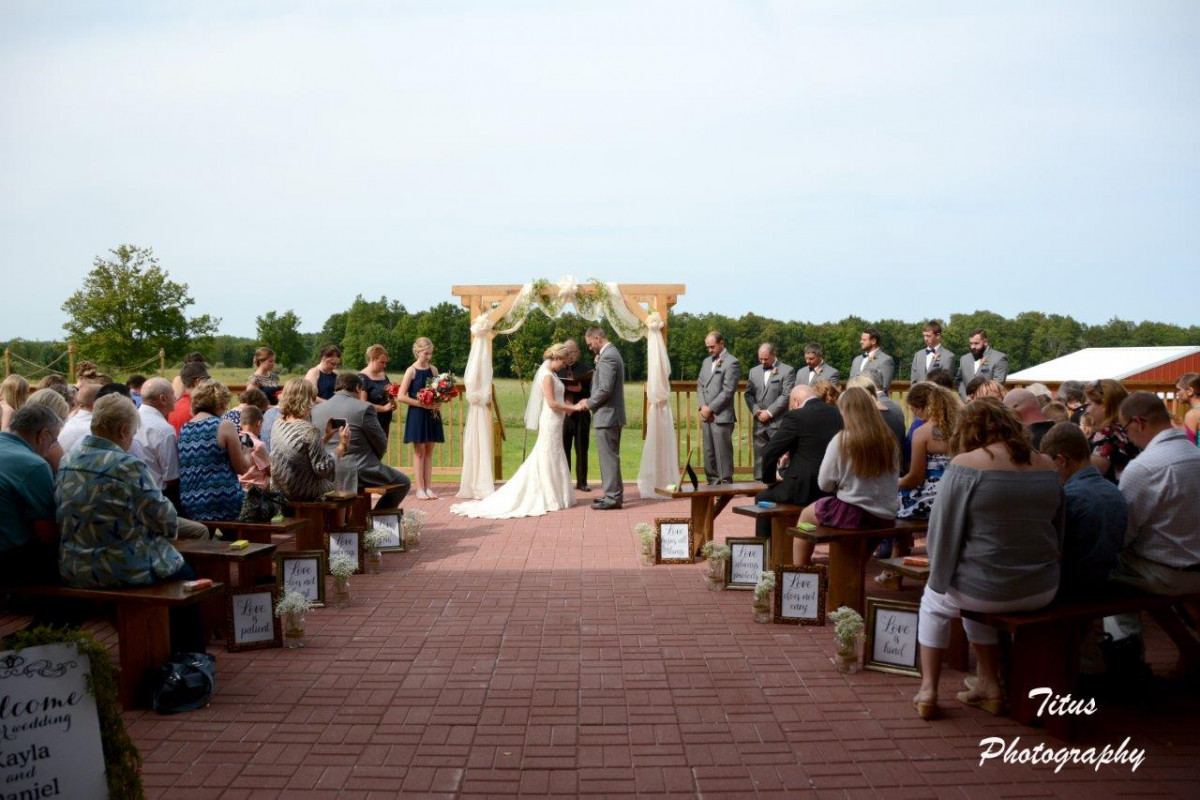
0, 404, 62, 587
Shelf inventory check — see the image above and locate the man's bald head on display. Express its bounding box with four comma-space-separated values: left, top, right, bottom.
75, 382, 100, 411
1003, 388, 1046, 424
789, 384, 816, 409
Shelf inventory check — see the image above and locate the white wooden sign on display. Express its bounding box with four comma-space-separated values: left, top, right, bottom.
0, 643, 107, 799
726, 538, 768, 590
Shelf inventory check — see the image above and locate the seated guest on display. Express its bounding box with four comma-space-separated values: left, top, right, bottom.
135, 378, 208, 539
271, 378, 349, 501
965, 377, 1005, 401
1025, 383, 1053, 408
57, 382, 100, 452
1003, 387, 1054, 449
1042, 401, 1070, 423
261, 402, 281, 453
222, 386, 270, 430
238, 406, 271, 489
168, 360, 210, 434
1175, 372, 1200, 445
57, 395, 205, 653
73, 360, 99, 390
126, 374, 145, 407
1039, 422, 1126, 600
247, 347, 281, 392
179, 380, 249, 522
914, 398, 1062, 720
1058, 380, 1088, 424
845, 374, 906, 452
311, 373, 411, 509
810, 379, 839, 406
304, 345, 343, 402
1, 374, 29, 432
1084, 378, 1137, 483
1105, 392, 1200, 677
898, 382, 961, 520
0, 405, 62, 586
23, 390, 68, 472
754, 385, 843, 539
794, 387, 900, 566
924, 368, 954, 389
171, 352, 207, 402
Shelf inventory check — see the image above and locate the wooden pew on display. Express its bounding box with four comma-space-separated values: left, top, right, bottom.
731, 503, 805, 569
349, 483, 408, 529
655, 482, 766, 556
789, 519, 929, 615
287, 495, 361, 551
962, 589, 1200, 741
175, 539, 278, 640
200, 518, 308, 550
10, 581, 222, 709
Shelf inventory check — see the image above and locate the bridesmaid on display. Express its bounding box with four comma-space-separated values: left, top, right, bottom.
304, 345, 342, 402
397, 337, 445, 499
359, 344, 398, 439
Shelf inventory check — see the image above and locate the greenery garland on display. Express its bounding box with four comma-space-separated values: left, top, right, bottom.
498, 278, 647, 341
2, 626, 145, 800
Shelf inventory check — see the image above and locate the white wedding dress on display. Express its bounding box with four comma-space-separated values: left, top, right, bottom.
450, 365, 575, 519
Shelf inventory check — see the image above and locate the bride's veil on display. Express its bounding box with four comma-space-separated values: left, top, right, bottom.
523, 360, 553, 431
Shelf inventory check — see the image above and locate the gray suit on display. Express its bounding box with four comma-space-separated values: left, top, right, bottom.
849, 350, 895, 392
311, 390, 410, 508
910, 346, 956, 383
744, 360, 795, 481
586, 342, 626, 504
794, 361, 841, 389
697, 350, 741, 484
956, 347, 1009, 398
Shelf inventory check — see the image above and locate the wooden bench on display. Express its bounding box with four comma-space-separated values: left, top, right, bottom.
655, 482, 766, 556
731, 503, 805, 569
962, 589, 1200, 740
287, 495, 361, 551
10, 581, 223, 709
200, 518, 308, 550
175, 539, 278, 640
348, 483, 408, 529
789, 519, 929, 615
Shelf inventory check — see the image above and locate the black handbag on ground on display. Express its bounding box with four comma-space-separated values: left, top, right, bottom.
237, 485, 286, 523
147, 652, 216, 714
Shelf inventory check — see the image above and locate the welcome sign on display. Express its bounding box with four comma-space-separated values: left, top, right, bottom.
0, 644, 106, 799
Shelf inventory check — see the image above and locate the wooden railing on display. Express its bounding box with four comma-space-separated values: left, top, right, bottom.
384, 386, 506, 477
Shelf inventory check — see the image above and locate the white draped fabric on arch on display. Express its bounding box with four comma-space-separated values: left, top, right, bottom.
455, 277, 680, 502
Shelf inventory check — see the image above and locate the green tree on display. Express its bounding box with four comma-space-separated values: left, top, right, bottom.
61, 245, 219, 369
255, 310, 307, 370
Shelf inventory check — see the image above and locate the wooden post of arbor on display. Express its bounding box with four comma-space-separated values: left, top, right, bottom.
159, 348, 166, 374
67, 341, 75, 381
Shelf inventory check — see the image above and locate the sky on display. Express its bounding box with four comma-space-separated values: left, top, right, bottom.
2, 0, 1198, 340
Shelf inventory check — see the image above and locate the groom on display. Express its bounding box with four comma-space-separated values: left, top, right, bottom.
575, 326, 625, 510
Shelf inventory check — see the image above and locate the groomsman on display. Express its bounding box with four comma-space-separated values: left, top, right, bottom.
697, 331, 740, 484
956, 328, 1009, 399
557, 340, 592, 491
849, 328, 895, 392
794, 344, 840, 388
743, 343, 795, 481
910, 320, 955, 383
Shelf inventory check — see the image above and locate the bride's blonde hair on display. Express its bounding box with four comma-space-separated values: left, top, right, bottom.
543, 343, 569, 361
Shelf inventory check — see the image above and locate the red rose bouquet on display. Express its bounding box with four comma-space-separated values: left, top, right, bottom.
418, 372, 459, 418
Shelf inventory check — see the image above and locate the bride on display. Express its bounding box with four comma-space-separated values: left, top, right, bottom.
450, 343, 577, 519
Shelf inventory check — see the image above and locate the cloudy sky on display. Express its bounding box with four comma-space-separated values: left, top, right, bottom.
2, 0, 1198, 340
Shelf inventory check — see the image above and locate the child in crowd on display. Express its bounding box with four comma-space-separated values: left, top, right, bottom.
238, 405, 271, 489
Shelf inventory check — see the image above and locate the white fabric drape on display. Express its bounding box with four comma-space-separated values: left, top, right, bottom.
637, 312, 679, 499
456, 314, 497, 500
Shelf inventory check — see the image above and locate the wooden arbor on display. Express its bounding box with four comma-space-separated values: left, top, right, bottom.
450, 283, 686, 336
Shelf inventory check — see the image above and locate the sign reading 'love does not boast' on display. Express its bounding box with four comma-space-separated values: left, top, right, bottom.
0, 643, 106, 799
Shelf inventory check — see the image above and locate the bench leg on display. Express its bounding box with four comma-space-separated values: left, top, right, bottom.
946, 618, 970, 672
770, 516, 799, 570
115, 604, 172, 710
1003, 622, 1080, 739
690, 497, 712, 557
293, 511, 323, 552
826, 539, 868, 615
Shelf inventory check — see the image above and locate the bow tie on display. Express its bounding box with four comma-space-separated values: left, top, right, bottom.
926, 348, 935, 355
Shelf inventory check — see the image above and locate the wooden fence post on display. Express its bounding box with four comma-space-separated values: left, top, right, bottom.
67, 341, 75, 380
159, 348, 165, 373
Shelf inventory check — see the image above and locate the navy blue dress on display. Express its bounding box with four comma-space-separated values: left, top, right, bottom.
404, 367, 445, 444
315, 370, 336, 400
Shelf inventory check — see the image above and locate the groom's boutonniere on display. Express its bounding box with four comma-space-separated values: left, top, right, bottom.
866, 352, 875, 362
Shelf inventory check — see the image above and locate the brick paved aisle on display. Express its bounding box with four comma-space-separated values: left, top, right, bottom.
8, 486, 1197, 797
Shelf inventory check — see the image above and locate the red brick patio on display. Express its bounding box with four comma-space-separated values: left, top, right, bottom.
4, 486, 1198, 797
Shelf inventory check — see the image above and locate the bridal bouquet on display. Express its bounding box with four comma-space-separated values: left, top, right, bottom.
415, 372, 460, 418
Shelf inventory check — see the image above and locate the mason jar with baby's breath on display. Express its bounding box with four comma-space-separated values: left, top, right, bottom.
753, 571, 775, 623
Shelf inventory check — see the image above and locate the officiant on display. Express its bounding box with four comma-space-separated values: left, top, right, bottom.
558, 339, 593, 491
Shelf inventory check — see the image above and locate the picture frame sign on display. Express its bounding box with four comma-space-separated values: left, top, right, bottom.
0, 643, 107, 799
226, 588, 282, 652
366, 510, 404, 552
656, 518, 692, 564
725, 537, 769, 590
278, 551, 326, 607
773, 565, 827, 625
864, 599, 921, 676
327, 530, 364, 574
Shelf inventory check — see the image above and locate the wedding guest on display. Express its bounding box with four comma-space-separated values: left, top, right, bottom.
1084, 379, 1137, 483
57, 382, 100, 452
134, 378, 209, 539
811, 379, 840, 406
304, 345, 342, 402
1042, 401, 1070, 423
965, 377, 1005, 401
913, 398, 1062, 720
1175, 372, 1200, 445
849, 328, 894, 392
247, 347, 281, 392
1026, 383, 1054, 408
1003, 388, 1054, 449
1, 374, 29, 432
795, 343, 841, 388
237, 405, 271, 490
168, 360, 210, 434
793, 387, 900, 566
57, 394, 205, 653
126, 374, 145, 407
0, 404, 61, 586
897, 383, 961, 520
171, 352, 207, 401
222, 386, 270, 430
846, 374, 906, 450
25, 388, 70, 423
924, 368, 954, 389
359, 343, 398, 439
697, 331, 739, 484
395, 337, 444, 499
74, 360, 99, 389
1058, 380, 1089, 424
271, 378, 349, 501
1039, 422, 1126, 600
178, 380, 249, 522
744, 342, 795, 481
